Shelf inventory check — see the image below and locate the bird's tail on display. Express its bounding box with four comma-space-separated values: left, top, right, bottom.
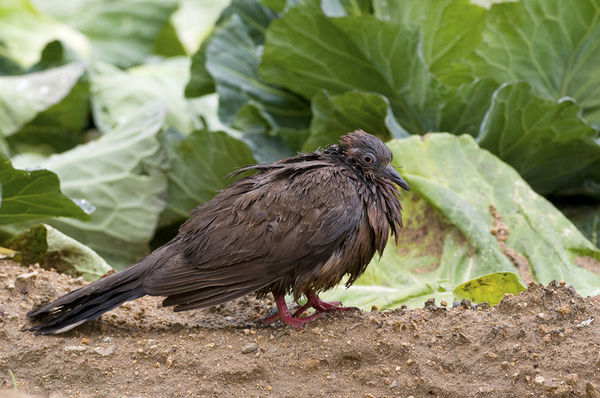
27, 261, 150, 335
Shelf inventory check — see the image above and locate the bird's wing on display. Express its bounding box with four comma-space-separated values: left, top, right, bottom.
142, 165, 362, 310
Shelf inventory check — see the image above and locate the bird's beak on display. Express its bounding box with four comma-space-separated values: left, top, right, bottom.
386, 166, 409, 191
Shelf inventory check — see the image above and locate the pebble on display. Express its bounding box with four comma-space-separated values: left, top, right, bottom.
565, 373, 578, 385
64, 345, 87, 352
534, 375, 545, 385
94, 345, 116, 356
241, 342, 258, 354
16, 271, 38, 280
556, 305, 570, 315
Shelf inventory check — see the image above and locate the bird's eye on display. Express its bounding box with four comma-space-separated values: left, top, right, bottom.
363, 153, 374, 164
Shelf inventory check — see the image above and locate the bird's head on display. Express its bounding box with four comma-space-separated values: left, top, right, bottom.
335, 130, 409, 191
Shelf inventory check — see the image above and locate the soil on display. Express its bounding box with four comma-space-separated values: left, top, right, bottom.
1, 260, 600, 398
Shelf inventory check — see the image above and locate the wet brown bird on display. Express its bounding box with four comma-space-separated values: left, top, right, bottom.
27, 130, 408, 334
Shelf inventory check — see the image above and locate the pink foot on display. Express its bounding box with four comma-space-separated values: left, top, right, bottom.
262, 295, 324, 329
292, 291, 357, 318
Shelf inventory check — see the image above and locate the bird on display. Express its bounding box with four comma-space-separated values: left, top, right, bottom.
27, 129, 409, 334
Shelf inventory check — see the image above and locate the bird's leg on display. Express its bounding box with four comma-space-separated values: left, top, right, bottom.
292, 290, 357, 317
262, 294, 323, 328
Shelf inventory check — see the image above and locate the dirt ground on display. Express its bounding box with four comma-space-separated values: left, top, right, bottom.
1, 260, 600, 398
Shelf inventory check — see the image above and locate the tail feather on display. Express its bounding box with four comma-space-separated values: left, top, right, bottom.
27, 262, 148, 335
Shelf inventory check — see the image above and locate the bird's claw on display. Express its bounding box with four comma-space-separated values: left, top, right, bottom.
292, 291, 357, 317
263, 292, 357, 328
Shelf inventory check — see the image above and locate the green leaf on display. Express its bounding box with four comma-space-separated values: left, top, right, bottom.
0, 154, 89, 224
260, 1, 445, 134
0, 0, 88, 68
206, 1, 311, 133
33, 0, 180, 68
391, 135, 600, 293
10, 103, 169, 269
7, 66, 90, 154
27, 40, 81, 72
437, 78, 498, 136
0, 53, 23, 76
171, 0, 230, 54
466, 0, 600, 127
477, 82, 600, 194
454, 272, 526, 306
261, 0, 286, 13
185, 37, 215, 98
154, 20, 186, 57
158, 128, 256, 227
321, 0, 373, 17
559, 203, 600, 248
373, 0, 487, 84
0, 63, 87, 142
5, 223, 111, 281
302, 90, 407, 152
323, 134, 600, 309
90, 58, 201, 135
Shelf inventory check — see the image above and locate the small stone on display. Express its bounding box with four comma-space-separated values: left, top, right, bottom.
557, 305, 570, 315
534, 375, 545, 385
576, 318, 595, 328
94, 345, 116, 356
390, 380, 397, 388
543, 334, 551, 343
241, 342, 258, 354
102, 336, 112, 343
81, 338, 89, 345
166, 356, 174, 367
565, 373, 578, 385
484, 352, 497, 359
64, 345, 87, 352
204, 343, 215, 349
17, 271, 38, 280
440, 300, 448, 307
535, 312, 547, 321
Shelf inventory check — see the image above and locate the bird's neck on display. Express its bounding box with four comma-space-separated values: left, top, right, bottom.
358, 175, 403, 256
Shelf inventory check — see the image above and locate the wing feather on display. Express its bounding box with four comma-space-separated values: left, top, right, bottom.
142, 162, 361, 308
